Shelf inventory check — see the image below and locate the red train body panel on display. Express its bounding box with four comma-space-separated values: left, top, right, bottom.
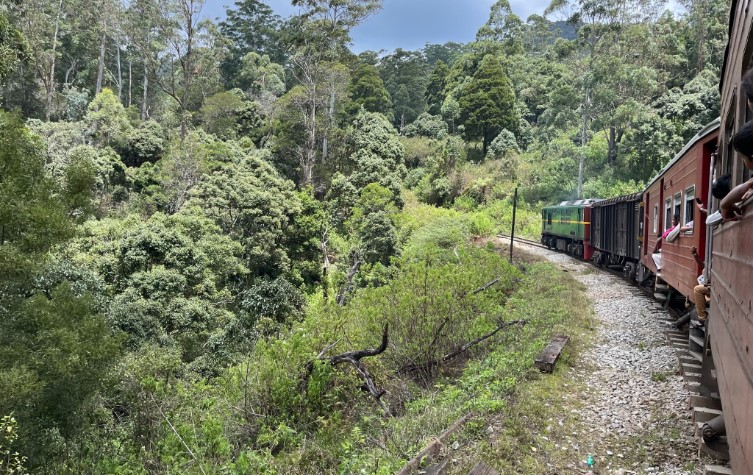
640, 124, 717, 300
709, 0, 752, 471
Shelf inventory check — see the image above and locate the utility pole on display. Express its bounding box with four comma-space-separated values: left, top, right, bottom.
510, 187, 518, 264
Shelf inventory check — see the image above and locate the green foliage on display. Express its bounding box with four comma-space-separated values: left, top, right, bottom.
122, 120, 166, 167
0, 113, 75, 277
0, 414, 27, 475
85, 88, 133, 147
75, 209, 246, 368
425, 61, 449, 115
400, 136, 438, 168
239, 52, 286, 97
458, 55, 518, 154
190, 151, 301, 278
0, 13, 27, 80
346, 62, 392, 119
198, 89, 265, 141
345, 109, 406, 205
402, 112, 448, 139
379, 49, 429, 127
347, 183, 399, 266
0, 285, 122, 464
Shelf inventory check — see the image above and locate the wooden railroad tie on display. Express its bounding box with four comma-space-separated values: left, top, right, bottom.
534, 335, 570, 373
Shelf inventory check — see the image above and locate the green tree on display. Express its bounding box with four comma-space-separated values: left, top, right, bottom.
219, 0, 285, 85
346, 109, 406, 204
475, 0, 525, 56
84, 87, 132, 146
0, 111, 119, 465
347, 183, 398, 266
458, 55, 518, 155
189, 151, 301, 278
346, 62, 392, 118
0, 12, 28, 81
425, 60, 449, 115
378, 49, 429, 128
402, 112, 448, 139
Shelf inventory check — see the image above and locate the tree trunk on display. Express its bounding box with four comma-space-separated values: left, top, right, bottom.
128, 59, 132, 108
45, 0, 64, 122
142, 62, 148, 120
96, 27, 106, 94
578, 87, 589, 198
607, 126, 617, 164
116, 45, 122, 101
322, 85, 335, 161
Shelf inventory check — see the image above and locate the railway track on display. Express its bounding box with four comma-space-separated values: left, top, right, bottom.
496, 233, 550, 250
499, 234, 733, 469
497, 233, 685, 320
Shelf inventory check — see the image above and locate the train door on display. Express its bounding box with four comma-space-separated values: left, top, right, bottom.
643, 193, 650, 256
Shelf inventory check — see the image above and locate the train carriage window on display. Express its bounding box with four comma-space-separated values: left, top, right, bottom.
653, 205, 658, 233
683, 187, 695, 234
673, 193, 682, 225
547, 212, 552, 225
664, 199, 672, 230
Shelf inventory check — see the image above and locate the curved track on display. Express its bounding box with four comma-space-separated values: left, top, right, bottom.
498, 233, 684, 320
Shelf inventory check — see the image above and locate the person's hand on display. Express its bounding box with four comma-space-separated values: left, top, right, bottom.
721, 202, 742, 221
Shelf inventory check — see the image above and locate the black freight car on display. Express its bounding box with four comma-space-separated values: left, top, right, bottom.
590, 193, 643, 279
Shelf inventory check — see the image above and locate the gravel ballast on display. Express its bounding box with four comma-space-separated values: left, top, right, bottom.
513, 241, 701, 475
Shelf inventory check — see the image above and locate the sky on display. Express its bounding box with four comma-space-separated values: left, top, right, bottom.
203, 0, 553, 54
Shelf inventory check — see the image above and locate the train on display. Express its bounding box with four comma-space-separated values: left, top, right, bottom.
541, 0, 752, 472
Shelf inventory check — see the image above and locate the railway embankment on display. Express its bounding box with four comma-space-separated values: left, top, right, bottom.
505, 240, 702, 474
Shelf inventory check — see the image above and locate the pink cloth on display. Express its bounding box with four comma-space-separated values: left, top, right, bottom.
662, 224, 679, 239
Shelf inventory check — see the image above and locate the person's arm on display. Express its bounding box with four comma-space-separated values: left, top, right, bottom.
690, 246, 704, 266
695, 197, 707, 215
721, 178, 753, 221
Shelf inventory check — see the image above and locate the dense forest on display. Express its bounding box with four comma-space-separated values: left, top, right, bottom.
0, 0, 729, 473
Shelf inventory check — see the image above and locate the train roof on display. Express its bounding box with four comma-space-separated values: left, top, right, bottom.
544, 198, 602, 208
719, 0, 739, 93
591, 192, 643, 206
644, 118, 720, 191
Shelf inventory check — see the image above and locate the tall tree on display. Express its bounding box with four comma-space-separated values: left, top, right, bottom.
126, 0, 162, 120
458, 55, 517, 155
346, 62, 392, 118
291, 0, 382, 160
425, 60, 449, 116
12, 0, 65, 120
475, 0, 525, 56
378, 48, 428, 128
149, 0, 207, 138
219, 0, 285, 85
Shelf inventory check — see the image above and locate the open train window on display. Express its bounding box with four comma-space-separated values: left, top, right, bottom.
673, 193, 682, 224
653, 205, 658, 233
683, 186, 695, 234
664, 199, 672, 230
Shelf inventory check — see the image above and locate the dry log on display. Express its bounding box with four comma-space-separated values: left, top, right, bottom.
395, 412, 472, 475
397, 319, 528, 375
306, 324, 390, 415
336, 252, 361, 306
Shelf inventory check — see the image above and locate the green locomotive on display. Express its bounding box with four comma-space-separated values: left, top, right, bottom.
541, 199, 601, 258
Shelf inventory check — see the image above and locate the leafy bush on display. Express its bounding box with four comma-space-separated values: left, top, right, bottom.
402, 112, 448, 139
122, 120, 166, 167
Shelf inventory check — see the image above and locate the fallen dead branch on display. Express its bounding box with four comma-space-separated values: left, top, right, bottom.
305, 324, 391, 415
395, 412, 473, 475
396, 319, 528, 375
